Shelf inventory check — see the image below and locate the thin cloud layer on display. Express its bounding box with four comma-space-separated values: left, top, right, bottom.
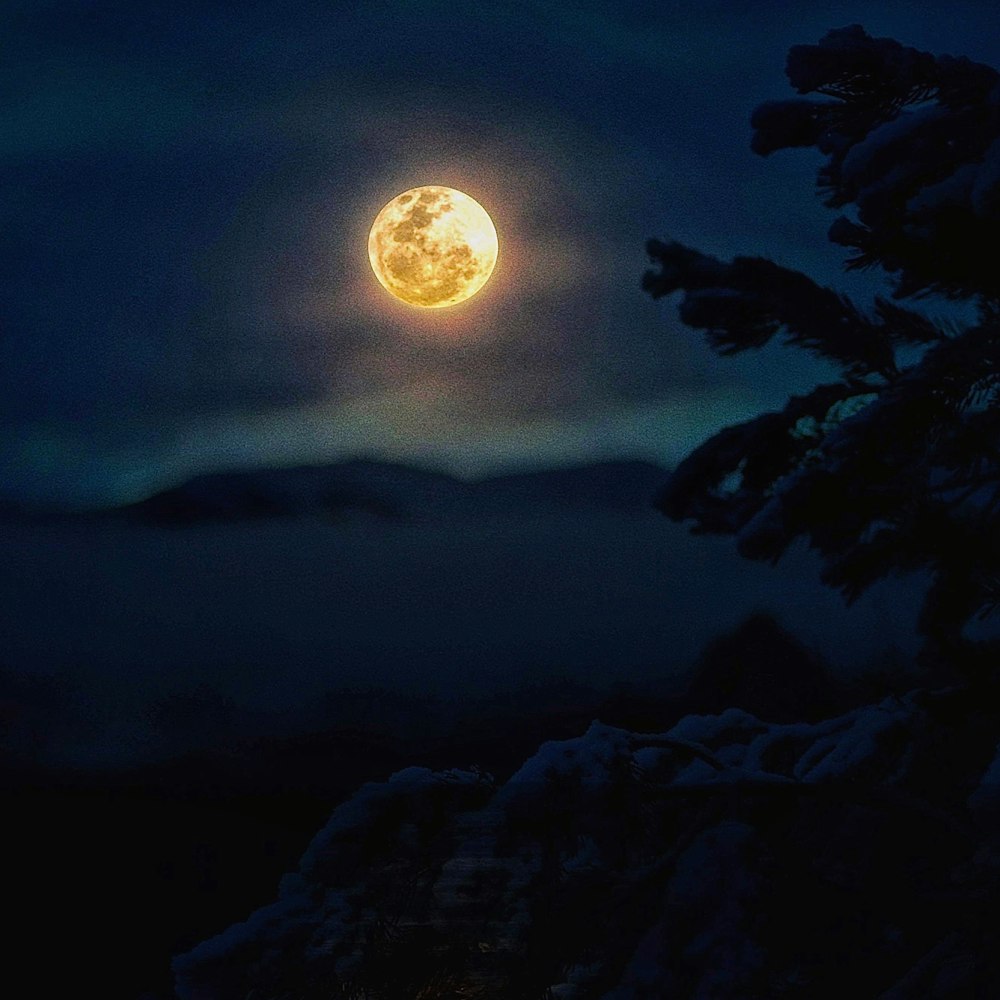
3, 1, 997, 504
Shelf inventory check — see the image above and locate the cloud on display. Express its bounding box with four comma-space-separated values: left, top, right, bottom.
5, 1, 995, 504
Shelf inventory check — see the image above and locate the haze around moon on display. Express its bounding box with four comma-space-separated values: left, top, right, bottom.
368, 186, 498, 308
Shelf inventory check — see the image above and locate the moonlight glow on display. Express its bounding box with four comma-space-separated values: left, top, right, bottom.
368, 186, 498, 307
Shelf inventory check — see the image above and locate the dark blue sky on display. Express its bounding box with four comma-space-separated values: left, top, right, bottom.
4, 0, 998, 506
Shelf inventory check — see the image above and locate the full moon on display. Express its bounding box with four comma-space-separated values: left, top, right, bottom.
368, 186, 498, 308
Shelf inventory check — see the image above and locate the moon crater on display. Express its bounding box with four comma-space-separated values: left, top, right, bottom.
368, 186, 498, 307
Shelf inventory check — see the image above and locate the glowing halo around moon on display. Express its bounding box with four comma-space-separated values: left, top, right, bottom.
368, 186, 498, 308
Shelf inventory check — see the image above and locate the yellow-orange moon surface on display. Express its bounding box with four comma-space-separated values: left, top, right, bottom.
368, 186, 498, 307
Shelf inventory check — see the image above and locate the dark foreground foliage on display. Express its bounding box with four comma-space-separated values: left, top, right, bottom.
644, 25, 1000, 651
173, 681, 1000, 999
1, 676, 700, 999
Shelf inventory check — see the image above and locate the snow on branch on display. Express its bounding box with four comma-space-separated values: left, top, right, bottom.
643, 238, 901, 377
751, 24, 1000, 301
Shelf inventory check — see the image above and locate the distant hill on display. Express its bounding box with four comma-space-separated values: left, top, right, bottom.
110, 459, 671, 526
0, 453, 924, 771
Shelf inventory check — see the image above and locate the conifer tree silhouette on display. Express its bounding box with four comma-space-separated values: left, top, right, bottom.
645, 25, 1000, 650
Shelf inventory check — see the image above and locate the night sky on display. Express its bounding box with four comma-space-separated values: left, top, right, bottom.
5, 0, 997, 508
